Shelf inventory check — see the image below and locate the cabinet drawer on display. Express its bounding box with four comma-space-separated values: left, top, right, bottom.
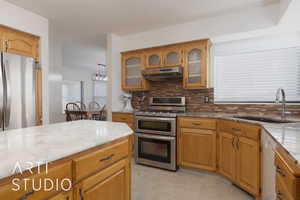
0, 162, 72, 200
112, 113, 134, 124
218, 120, 260, 140
218, 120, 244, 136
179, 117, 216, 130
73, 139, 129, 182
276, 176, 294, 200
275, 152, 300, 200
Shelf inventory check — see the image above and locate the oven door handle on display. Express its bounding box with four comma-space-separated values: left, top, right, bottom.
136, 133, 175, 141
135, 116, 176, 122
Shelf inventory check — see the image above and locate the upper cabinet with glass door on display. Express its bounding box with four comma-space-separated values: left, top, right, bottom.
145, 50, 163, 68
183, 40, 211, 89
122, 51, 149, 91
162, 46, 183, 67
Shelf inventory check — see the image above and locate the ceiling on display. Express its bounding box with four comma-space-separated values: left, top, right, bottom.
6, 0, 280, 68
7, 0, 279, 38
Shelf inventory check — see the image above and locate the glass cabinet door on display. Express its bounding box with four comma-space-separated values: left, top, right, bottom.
146, 51, 162, 68
184, 46, 207, 88
123, 55, 143, 89
163, 48, 182, 66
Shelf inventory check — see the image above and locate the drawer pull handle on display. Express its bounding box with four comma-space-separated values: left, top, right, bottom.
19, 190, 35, 200
120, 118, 127, 120
192, 123, 201, 126
277, 192, 283, 200
100, 153, 115, 162
276, 166, 286, 177
232, 128, 241, 132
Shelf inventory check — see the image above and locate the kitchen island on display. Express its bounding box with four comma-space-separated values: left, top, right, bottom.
0, 120, 133, 200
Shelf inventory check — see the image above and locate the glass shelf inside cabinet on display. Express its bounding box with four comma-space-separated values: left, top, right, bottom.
187, 49, 201, 83
126, 57, 141, 86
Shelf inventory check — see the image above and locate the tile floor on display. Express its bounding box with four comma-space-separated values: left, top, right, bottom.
132, 163, 254, 200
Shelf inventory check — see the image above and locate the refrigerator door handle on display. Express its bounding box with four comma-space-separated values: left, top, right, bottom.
3, 57, 11, 128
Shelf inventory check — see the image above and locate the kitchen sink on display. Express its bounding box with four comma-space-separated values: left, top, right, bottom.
232, 116, 294, 123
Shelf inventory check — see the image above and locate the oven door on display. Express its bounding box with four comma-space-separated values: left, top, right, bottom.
135, 116, 176, 136
134, 133, 177, 171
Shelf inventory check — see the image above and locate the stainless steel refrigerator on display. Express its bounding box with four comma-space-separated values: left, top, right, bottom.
0, 52, 36, 131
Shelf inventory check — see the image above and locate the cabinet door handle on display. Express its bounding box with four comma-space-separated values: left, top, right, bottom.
276, 166, 286, 177
276, 192, 283, 200
100, 153, 115, 162
236, 137, 240, 150
232, 136, 236, 149
19, 190, 35, 200
192, 122, 201, 126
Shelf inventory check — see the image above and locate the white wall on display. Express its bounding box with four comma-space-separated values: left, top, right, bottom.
106, 33, 127, 120
48, 23, 107, 123
49, 22, 65, 123
62, 66, 96, 105
0, 0, 50, 124
120, 3, 279, 51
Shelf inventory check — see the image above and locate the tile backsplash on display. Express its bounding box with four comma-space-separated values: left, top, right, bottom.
131, 80, 300, 117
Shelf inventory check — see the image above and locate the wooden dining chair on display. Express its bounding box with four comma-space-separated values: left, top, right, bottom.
89, 101, 101, 111
65, 103, 88, 121
99, 105, 106, 121
88, 101, 102, 120
75, 101, 87, 111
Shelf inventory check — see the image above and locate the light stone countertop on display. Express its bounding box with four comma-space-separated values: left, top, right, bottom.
0, 120, 133, 179
178, 112, 300, 165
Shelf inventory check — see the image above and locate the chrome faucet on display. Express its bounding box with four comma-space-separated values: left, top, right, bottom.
275, 88, 287, 120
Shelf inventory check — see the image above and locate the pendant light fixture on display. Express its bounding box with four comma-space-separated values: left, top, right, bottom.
93, 64, 107, 81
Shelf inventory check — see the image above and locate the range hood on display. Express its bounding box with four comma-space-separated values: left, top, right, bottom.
142, 66, 183, 81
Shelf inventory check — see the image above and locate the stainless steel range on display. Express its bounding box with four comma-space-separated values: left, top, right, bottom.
134, 97, 185, 171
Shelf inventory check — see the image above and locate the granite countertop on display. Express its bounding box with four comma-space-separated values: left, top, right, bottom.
0, 120, 133, 179
178, 112, 300, 165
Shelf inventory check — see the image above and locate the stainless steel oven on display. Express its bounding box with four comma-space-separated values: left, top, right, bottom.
134, 96, 185, 171
135, 133, 176, 171
135, 116, 176, 136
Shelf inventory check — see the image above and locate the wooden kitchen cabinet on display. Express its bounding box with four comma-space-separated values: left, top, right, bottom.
178, 117, 217, 171
49, 191, 73, 200
112, 112, 135, 154
145, 49, 163, 68
183, 40, 210, 89
236, 136, 260, 196
179, 128, 217, 171
218, 120, 261, 197
74, 158, 130, 200
219, 132, 236, 181
121, 51, 149, 91
0, 25, 39, 61
162, 46, 183, 67
275, 148, 300, 200
0, 31, 4, 52
120, 39, 211, 91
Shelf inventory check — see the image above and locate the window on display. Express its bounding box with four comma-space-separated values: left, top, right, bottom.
62, 80, 84, 112
93, 80, 107, 105
214, 36, 300, 103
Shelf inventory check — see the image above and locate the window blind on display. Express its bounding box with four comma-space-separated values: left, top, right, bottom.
214, 46, 300, 103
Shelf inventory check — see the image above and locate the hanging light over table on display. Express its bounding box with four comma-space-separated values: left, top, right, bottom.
93, 64, 107, 81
